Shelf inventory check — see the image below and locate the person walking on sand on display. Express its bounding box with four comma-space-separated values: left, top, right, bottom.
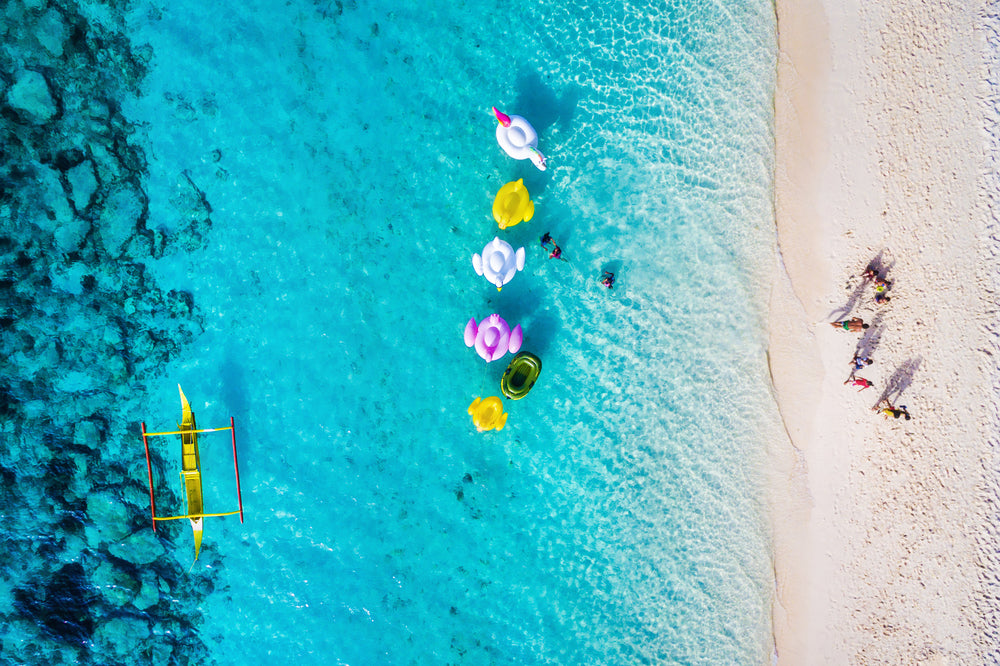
874, 277, 891, 304
831, 317, 869, 332
850, 353, 873, 372
847, 353, 873, 380
874, 399, 911, 420
844, 376, 874, 391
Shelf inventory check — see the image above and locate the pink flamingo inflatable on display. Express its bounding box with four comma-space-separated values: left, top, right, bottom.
464, 314, 523, 362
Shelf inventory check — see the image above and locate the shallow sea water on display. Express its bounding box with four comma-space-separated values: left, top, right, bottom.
6, 0, 779, 663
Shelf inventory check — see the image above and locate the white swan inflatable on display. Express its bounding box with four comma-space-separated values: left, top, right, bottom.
472, 237, 525, 290
493, 107, 547, 171
464, 314, 523, 363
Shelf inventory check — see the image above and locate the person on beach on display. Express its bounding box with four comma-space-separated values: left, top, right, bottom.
850, 353, 873, 371
831, 317, 869, 332
540, 232, 553, 249
874, 277, 891, 304
874, 399, 911, 420
600, 271, 615, 289
848, 353, 873, 380
844, 376, 874, 391
861, 267, 878, 281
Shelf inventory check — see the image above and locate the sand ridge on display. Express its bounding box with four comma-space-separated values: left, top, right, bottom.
770, 0, 1000, 663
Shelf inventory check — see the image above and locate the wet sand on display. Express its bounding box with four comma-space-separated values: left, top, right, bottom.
769, 0, 1000, 662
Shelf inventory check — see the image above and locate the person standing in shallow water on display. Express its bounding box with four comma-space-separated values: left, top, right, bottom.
831, 317, 869, 332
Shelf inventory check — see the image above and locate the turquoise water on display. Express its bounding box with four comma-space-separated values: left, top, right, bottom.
3, 0, 779, 663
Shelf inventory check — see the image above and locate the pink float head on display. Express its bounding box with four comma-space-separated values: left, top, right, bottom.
492, 106, 511, 127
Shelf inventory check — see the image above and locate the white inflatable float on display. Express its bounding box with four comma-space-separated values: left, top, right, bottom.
472, 236, 525, 290
493, 106, 547, 171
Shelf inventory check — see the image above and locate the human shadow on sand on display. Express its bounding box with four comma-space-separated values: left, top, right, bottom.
828, 250, 896, 320
873, 356, 922, 407
853, 314, 885, 360
827, 280, 870, 322
864, 249, 895, 279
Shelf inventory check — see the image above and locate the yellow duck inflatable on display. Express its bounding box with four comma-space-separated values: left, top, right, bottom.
492, 179, 535, 230
468, 396, 508, 432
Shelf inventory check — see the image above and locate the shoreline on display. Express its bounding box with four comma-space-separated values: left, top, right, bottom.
769, 0, 1000, 662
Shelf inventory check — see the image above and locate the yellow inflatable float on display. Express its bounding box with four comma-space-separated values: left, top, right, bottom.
492, 179, 534, 230
468, 396, 508, 432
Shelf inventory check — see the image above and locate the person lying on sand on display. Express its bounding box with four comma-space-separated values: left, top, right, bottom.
831, 317, 869, 332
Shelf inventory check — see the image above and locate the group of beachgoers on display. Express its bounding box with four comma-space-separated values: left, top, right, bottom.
831, 266, 912, 421
539, 232, 615, 288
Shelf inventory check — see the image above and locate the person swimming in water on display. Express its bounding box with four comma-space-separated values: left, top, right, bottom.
549, 245, 564, 260
600, 270, 615, 289
540, 232, 553, 249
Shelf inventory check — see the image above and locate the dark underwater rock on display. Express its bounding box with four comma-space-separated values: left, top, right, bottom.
14, 561, 95, 647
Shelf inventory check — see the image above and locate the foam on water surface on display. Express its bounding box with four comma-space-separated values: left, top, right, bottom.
4, 0, 779, 662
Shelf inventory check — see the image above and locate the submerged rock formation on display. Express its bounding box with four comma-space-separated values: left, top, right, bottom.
1, 0, 221, 662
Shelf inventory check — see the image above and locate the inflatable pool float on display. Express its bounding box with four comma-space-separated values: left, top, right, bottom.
493, 107, 547, 171
464, 313, 523, 362
473, 236, 525, 290
468, 396, 507, 432
492, 179, 535, 229
500, 351, 542, 400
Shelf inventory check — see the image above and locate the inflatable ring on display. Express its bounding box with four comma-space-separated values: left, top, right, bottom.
492, 179, 535, 229
493, 107, 547, 171
464, 313, 523, 363
500, 351, 542, 400
473, 236, 525, 290
468, 396, 507, 432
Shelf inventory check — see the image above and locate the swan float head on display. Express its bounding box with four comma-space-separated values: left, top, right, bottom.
472, 237, 525, 290
464, 313, 523, 362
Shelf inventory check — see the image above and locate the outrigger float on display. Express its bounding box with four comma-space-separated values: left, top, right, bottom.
141, 385, 244, 561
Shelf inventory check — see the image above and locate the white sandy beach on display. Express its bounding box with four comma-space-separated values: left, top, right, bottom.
770, 0, 1000, 663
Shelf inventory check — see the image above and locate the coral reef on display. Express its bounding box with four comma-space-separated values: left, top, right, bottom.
0, 0, 220, 662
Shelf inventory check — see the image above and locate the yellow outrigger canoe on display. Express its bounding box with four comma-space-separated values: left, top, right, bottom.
141, 385, 244, 561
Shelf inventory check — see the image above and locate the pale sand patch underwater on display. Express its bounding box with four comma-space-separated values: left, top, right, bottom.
770, 0, 1000, 663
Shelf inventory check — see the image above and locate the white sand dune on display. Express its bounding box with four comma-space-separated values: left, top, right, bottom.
770, 0, 1000, 662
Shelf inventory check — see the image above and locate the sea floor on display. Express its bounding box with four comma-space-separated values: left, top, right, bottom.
1, 0, 781, 663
